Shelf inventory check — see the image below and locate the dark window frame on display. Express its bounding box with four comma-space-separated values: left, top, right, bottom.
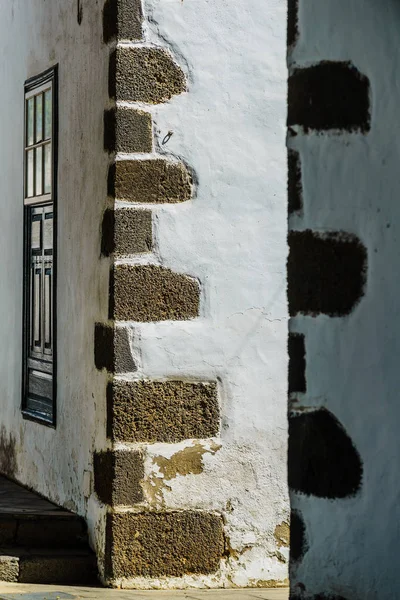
22, 65, 58, 427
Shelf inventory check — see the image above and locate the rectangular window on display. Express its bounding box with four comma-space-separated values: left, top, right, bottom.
22, 67, 58, 426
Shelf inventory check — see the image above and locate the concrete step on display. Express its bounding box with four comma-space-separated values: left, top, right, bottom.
0, 548, 97, 584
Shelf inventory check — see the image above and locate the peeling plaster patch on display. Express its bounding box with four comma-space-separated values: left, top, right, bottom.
154, 441, 221, 479
274, 522, 290, 548
248, 578, 289, 588
143, 442, 221, 507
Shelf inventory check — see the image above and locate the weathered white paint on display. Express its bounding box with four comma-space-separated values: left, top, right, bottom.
0, 0, 109, 551
112, 0, 289, 588
288, 2, 400, 598
0, 0, 288, 587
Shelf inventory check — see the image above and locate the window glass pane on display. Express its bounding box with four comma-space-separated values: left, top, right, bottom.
35, 94, 43, 143
44, 144, 51, 194
44, 89, 52, 140
43, 212, 53, 252
35, 147, 43, 196
27, 98, 34, 147
27, 149, 34, 197
31, 217, 41, 252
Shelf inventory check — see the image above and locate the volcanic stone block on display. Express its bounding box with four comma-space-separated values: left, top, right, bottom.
109, 159, 192, 204
94, 323, 136, 374
288, 61, 370, 132
103, 0, 143, 43
105, 511, 224, 579
104, 108, 152, 154
101, 209, 152, 257
288, 408, 363, 498
112, 265, 200, 322
288, 333, 306, 394
109, 47, 186, 103
94, 450, 144, 506
288, 230, 367, 316
0, 556, 19, 582
288, 149, 302, 214
107, 380, 219, 443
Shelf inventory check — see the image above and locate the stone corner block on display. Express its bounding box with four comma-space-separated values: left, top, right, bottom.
108, 159, 192, 204
101, 208, 153, 257
94, 449, 144, 506
94, 322, 136, 374
109, 46, 187, 103
112, 265, 200, 322
103, 0, 143, 44
104, 511, 225, 579
107, 379, 220, 443
104, 108, 153, 154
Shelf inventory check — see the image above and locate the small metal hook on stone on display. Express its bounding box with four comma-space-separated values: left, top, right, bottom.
162, 131, 174, 145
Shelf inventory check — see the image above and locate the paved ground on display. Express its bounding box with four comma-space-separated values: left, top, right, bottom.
0, 583, 288, 600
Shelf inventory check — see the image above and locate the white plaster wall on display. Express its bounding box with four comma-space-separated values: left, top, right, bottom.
289, 2, 400, 598
0, 0, 109, 550
115, 0, 289, 588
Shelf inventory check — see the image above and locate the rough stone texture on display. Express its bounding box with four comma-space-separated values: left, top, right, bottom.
114, 327, 136, 374
105, 511, 224, 579
0, 556, 19, 582
104, 108, 152, 154
288, 61, 370, 132
109, 159, 192, 204
287, 0, 299, 48
109, 47, 187, 104
288, 230, 367, 316
115, 209, 152, 255
94, 323, 136, 373
112, 265, 200, 322
101, 209, 152, 257
107, 380, 219, 443
288, 149, 302, 214
103, 0, 143, 43
290, 510, 307, 563
94, 450, 144, 506
288, 333, 306, 394
288, 409, 363, 499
